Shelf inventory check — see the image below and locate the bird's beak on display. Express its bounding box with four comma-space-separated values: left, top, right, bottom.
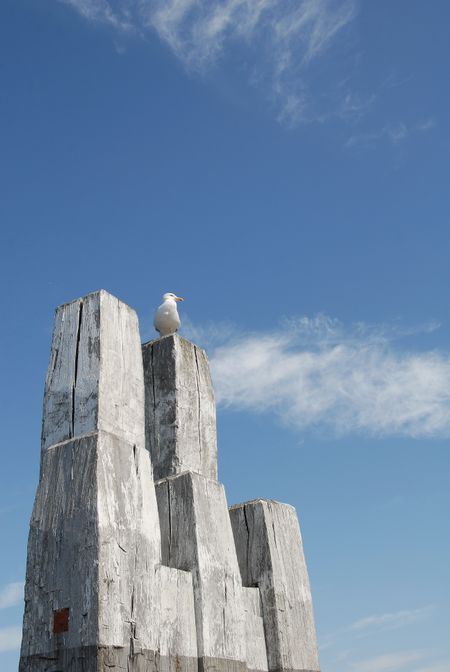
175, 297, 184, 302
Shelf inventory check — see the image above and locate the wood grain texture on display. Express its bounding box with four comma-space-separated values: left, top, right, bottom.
242, 588, 268, 672
41, 298, 82, 449
229, 500, 320, 672
143, 335, 218, 481
155, 472, 248, 666
158, 565, 198, 670
96, 431, 161, 650
21, 435, 99, 659
21, 291, 162, 670
42, 290, 145, 452
97, 292, 145, 447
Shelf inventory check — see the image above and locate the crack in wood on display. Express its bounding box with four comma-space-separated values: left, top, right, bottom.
150, 344, 158, 463
133, 444, 138, 476
242, 505, 251, 586
71, 300, 83, 439
167, 480, 172, 565
193, 346, 202, 468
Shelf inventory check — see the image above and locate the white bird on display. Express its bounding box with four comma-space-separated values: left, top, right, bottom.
154, 292, 184, 337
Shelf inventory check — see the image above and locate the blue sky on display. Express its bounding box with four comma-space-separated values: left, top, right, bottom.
1, 0, 450, 670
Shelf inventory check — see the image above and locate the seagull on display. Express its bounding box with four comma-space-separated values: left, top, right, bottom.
154, 292, 184, 337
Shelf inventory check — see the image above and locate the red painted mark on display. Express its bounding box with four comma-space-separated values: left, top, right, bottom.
53, 608, 70, 634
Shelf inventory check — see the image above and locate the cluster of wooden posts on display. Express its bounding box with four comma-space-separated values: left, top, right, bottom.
19, 290, 320, 672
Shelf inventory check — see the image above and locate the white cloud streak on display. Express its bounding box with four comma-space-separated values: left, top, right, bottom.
319, 605, 434, 653
350, 606, 434, 632
415, 117, 436, 132
0, 582, 24, 610
60, 0, 357, 125
346, 116, 436, 148
353, 651, 425, 672
202, 315, 450, 438
0, 626, 22, 653
62, 0, 134, 29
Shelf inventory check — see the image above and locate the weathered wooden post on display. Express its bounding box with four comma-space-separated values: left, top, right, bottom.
20, 292, 320, 672
19, 291, 163, 670
229, 501, 320, 672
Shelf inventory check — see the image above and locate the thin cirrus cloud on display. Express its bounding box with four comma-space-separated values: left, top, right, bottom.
60, 0, 357, 126
319, 605, 434, 653
350, 606, 434, 632
0, 582, 24, 610
192, 314, 450, 438
346, 117, 436, 148
352, 651, 426, 672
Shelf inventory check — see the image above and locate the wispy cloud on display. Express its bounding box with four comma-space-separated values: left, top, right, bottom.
201, 314, 450, 438
346, 117, 435, 148
353, 651, 426, 672
0, 626, 22, 653
346, 121, 407, 147
350, 606, 434, 633
320, 605, 434, 652
339, 91, 377, 122
0, 582, 24, 609
60, 0, 357, 125
415, 117, 436, 132
62, 0, 134, 30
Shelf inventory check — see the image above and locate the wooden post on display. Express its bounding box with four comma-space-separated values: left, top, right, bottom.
230, 500, 321, 672
142, 335, 218, 481
20, 291, 162, 670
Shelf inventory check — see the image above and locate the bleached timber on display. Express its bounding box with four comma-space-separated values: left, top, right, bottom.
155, 472, 250, 672
229, 500, 320, 672
20, 291, 163, 670
20, 292, 320, 672
142, 335, 218, 481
